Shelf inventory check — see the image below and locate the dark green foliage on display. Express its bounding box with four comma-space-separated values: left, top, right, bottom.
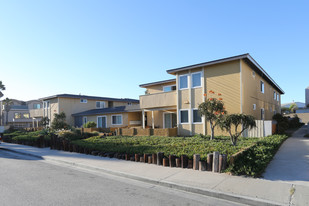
40, 117, 50, 127
273, 113, 303, 134
51, 112, 68, 130
228, 135, 288, 177
219, 114, 256, 146
72, 135, 259, 160
83, 121, 96, 128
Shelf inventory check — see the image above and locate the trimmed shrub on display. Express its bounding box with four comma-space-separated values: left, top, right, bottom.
83, 121, 96, 128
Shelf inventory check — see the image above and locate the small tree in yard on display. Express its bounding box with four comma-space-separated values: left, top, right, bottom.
51, 112, 68, 130
40, 117, 50, 127
198, 91, 226, 140
3, 98, 13, 125
219, 114, 256, 146
83, 121, 96, 128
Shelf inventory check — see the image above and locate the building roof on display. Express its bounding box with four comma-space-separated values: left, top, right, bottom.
40, 94, 139, 103
72, 105, 141, 116
166, 53, 284, 94
139, 79, 176, 88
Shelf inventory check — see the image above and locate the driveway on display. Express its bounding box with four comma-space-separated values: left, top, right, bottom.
263, 125, 309, 186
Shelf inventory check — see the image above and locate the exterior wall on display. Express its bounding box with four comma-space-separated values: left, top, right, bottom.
241, 60, 281, 120
306, 88, 309, 108
43, 98, 59, 125
86, 113, 129, 128
145, 81, 176, 95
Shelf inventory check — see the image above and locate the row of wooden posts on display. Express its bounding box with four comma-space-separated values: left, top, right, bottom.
49, 135, 228, 173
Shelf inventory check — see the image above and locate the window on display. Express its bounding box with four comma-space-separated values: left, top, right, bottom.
33, 104, 41, 109
191, 72, 202, 88
180, 110, 189, 124
96, 101, 105, 108
111, 115, 122, 125
179, 75, 188, 89
261, 108, 264, 120
163, 85, 176, 92
192, 109, 202, 123
277, 94, 279, 101
253, 104, 256, 110
260, 81, 264, 93
80, 99, 87, 103
14, 113, 21, 119
23, 113, 30, 119
83, 117, 87, 125
274, 91, 276, 100
252, 71, 255, 77
127, 102, 132, 105
43, 101, 49, 108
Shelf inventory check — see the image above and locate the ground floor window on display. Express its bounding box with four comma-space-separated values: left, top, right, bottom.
97, 116, 107, 128
111, 115, 122, 125
180, 110, 189, 124
192, 109, 202, 123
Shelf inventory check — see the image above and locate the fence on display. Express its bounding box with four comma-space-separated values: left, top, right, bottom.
242, 120, 274, 137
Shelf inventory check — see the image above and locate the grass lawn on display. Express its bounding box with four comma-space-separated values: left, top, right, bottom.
72, 135, 259, 161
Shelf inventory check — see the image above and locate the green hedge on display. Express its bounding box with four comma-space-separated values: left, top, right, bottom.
228, 134, 288, 177
72, 135, 259, 160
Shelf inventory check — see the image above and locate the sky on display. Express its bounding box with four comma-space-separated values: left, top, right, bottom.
0, 1, 308, 104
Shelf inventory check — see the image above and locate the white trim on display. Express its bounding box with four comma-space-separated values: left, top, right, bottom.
179, 109, 189, 124
142, 110, 145, 129
191, 71, 202, 89
179, 74, 189, 90
201, 68, 206, 135
111, 114, 123, 125
97, 115, 107, 128
192, 108, 202, 124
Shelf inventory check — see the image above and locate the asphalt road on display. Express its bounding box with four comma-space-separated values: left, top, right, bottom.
0, 149, 244, 206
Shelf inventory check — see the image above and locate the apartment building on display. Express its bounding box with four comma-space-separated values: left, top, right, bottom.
0, 99, 43, 128
139, 53, 284, 136
41, 94, 139, 127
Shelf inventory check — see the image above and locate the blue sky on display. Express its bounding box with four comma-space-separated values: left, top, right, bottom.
0, 1, 308, 104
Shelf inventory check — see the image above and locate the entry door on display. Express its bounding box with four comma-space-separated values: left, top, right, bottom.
164, 113, 177, 128
97, 116, 107, 128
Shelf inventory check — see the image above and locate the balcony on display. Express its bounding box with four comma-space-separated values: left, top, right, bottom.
140, 91, 176, 109
29, 108, 43, 118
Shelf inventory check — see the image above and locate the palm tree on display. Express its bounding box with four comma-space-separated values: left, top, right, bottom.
3, 98, 13, 125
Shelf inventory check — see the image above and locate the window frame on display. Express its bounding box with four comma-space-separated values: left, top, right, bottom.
96, 101, 105, 109
192, 108, 202, 124
80, 99, 88, 103
260, 80, 264, 94
179, 109, 189, 124
111, 114, 123, 125
179, 74, 189, 90
14, 112, 21, 119
97, 115, 107, 128
163, 85, 176, 92
191, 72, 202, 88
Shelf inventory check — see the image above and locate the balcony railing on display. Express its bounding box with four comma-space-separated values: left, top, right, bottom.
139, 91, 176, 109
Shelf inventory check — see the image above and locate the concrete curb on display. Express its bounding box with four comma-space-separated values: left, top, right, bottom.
3, 147, 282, 206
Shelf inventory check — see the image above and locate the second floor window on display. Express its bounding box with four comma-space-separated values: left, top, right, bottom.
192, 72, 202, 88
14, 113, 21, 119
33, 103, 41, 109
80, 99, 87, 103
179, 75, 188, 89
274, 91, 276, 100
96, 101, 105, 108
260, 81, 264, 93
163, 85, 176, 92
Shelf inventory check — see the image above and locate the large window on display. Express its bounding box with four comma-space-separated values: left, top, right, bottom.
260, 81, 264, 93
191, 72, 202, 88
163, 85, 176, 92
192, 109, 202, 123
14, 113, 21, 119
111, 115, 122, 125
180, 110, 189, 124
33, 104, 41, 109
179, 75, 188, 89
23, 113, 30, 119
96, 101, 105, 109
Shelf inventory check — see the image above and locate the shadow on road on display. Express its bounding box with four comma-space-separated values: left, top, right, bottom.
0, 148, 42, 161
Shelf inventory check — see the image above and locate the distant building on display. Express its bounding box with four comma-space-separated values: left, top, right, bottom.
305, 87, 309, 107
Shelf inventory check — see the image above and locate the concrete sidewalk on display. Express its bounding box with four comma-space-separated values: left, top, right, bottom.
0, 142, 307, 206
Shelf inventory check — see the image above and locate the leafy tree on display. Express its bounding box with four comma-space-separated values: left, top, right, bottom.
219, 114, 256, 146
272, 113, 289, 134
51, 112, 68, 130
83, 121, 96, 128
0, 80, 5, 92
3, 98, 13, 125
198, 91, 226, 140
289, 103, 298, 113
40, 117, 50, 127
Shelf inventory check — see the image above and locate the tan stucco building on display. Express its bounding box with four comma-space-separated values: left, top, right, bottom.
139, 53, 284, 136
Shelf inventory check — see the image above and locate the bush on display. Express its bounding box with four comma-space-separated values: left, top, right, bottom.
57, 130, 83, 141
51, 112, 69, 130
228, 135, 288, 177
83, 121, 96, 128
